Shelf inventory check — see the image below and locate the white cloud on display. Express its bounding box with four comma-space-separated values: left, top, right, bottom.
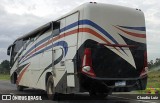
0, 35, 13, 42
0, 0, 160, 62
0, 48, 9, 63
4, 0, 57, 17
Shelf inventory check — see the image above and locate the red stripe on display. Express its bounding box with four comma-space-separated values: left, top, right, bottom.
25, 42, 48, 59
49, 29, 78, 42
61, 28, 120, 53
24, 29, 79, 60
79, 28, 110, 44
115, 26, 146, 38
24, 28, 121, 60
16, 63, 30, 85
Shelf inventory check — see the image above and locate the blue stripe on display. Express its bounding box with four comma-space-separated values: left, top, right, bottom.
19, 35, 52, 62
61, 20, 119, 44
61, 20, 131, 54
21, 41, 68, 63
22, 19, 119, 63
61, 21, 78, 32
21, 19, 128, 63
118, 26, 146, 31
25, 35, 52, 56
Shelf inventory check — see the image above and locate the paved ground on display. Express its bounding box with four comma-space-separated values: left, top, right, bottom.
0, 80, 159, 103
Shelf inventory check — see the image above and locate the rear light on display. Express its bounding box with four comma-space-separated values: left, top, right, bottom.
81, 48, 96, 77
140, 51, 148, 77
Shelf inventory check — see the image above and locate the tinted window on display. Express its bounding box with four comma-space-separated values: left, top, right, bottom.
10, 45, 15, 66
10, 40, 23, 66
52, 21, 60, 37
14, 40, 23, 52
23, 40, 28, 50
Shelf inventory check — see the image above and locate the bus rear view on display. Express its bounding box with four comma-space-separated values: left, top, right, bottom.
7, 2, 148, 99
79, 3, 148, 96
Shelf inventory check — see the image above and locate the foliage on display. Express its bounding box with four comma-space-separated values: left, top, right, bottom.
148, 58, 160, 70
1, 60, 10, 69
0, 60, 10, 74
137, 71, 160, 94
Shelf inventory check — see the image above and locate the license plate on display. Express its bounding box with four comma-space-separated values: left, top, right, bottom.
115, 81, 126, 86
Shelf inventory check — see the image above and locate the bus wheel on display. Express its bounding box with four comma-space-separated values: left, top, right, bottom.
17, 85, 24, 91
46, 75, 57, 100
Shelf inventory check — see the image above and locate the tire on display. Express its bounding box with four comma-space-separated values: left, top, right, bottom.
46, 75, 57, 100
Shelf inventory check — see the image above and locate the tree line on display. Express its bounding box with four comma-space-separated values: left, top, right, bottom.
148, 58, 160, 70
0, 60, 10, 74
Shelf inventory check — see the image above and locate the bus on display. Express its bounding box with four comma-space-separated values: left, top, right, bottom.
7, 2, 148, 100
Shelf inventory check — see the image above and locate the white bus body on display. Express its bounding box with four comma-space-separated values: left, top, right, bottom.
8, 2, 147, 99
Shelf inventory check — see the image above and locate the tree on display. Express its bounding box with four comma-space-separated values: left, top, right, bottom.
154, 58, 160, 66
148, 58, 160, 70
148, 60, 154, 70
0, 60, 10, 73
1, 60, 10, 69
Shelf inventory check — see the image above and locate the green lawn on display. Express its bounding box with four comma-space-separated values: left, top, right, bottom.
137, 70, 160, 94
147, 70, 160, 88
0, 74, 10, 80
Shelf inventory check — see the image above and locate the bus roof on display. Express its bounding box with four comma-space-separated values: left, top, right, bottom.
15, 2, 141, 42
15, 22, 51, 41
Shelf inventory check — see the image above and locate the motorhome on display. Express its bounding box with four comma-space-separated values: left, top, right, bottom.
7, 2, 148, 99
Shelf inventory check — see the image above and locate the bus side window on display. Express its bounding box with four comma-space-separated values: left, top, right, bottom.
30, 37, 34, 42
23, 39, 28, 50
10, 45, 15, 66
10, 39, 23, 66
29, 36, 37, 44
23, 42, 27, 50
14, 40, 23, 53
52, 21, 60, 37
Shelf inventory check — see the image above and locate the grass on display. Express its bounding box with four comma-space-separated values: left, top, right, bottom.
137, 70, 160, 94
0, 74, 10, 80
147, 70, 160, 88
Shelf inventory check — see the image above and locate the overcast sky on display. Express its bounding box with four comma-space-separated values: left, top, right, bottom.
0, 0, 160, 63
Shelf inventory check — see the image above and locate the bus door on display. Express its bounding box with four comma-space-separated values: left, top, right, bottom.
64, 12, 79, 87
52, 20, 66, 87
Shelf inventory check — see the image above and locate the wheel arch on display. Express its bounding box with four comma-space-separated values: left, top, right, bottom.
45, 72, 52, 90
11, 72, 17, 84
